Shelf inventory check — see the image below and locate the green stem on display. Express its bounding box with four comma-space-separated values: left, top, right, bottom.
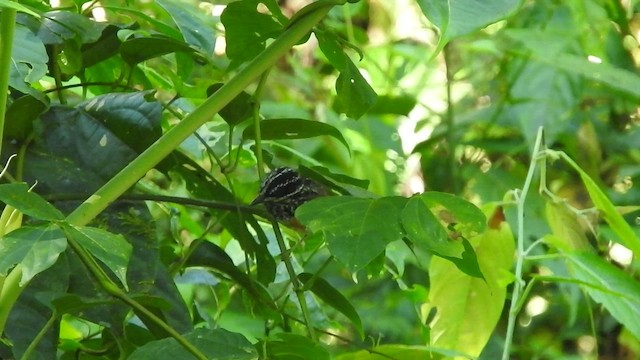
443, 44, 458, 193
65, 3, 334, 227
21, 311, 57, 360
0, 264, 23, 335
252, 70, 271, 180
272, 222, 316, 340
64, 233, 208, 360
502, 127, 544, 360
0, 8, 18, 161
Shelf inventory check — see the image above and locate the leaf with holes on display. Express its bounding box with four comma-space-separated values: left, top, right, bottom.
296, 196, 407, 271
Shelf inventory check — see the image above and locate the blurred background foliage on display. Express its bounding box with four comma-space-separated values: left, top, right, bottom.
1, 0, 640, 359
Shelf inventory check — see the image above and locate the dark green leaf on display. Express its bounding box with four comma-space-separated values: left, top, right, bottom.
128, 328, 257, 360
5, 94, 48, 140
120, 36, 196, 64
207, 83, 254, 127
156, 0, 216, 55
79, 91, 163, 153
299, 272, 364, 338
38, 10, 106, 44
436, 238, 485, 280
263, 333, 330, 360
243, 118, 350, 151
0, 183, 64, 221
220, 0, 283, 67
62, 224, 132, 290
566, 252, 640, 339
0, 224, 67, 284
316, 31, 377, 119
296, 196, 407, 271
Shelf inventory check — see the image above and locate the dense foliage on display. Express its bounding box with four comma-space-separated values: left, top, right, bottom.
0, 0, 639, 359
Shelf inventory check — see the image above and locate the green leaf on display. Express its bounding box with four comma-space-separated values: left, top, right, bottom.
120, 36, 196, 64
62, 225, 132, 290
128, 328, 257, 360
417, 0, 522, 49
561, 152, 640, 255
220, 0, 283, 67
299, 272, 364, 338
368, 94, 417, 115
296, 196, 407, 271
9, 24, 48, 93
262, 333, 330, 360
243, 118, 350, 151
402, 196, 463, 258
0, 183, 64, 221
38, 10, 106, 44
207, 83, 254, 127
425, 222, 514, 357
0, 224, 67, 285
316, 30, 377, 119
545, 201, 592, 252
335, 344, 474, 360
420, 192, 487, 236
5, 94, 48, 140
156, 0, 216, 55
79, 91, 163, 153
566, 252, 640, 339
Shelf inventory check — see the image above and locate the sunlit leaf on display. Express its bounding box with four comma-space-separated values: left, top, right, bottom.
0, 224, 67, 285
566, 252, 640, 339
426, 222, 514, 357
262, 333, 330, 360
62, 224, 132, 290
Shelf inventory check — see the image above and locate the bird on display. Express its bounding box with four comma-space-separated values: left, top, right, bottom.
250, 167, 328, 225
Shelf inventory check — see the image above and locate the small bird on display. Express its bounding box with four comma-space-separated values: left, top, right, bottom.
250, 167, 328, 224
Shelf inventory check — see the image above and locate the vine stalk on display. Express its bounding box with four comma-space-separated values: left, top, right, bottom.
502, 126, 545, 360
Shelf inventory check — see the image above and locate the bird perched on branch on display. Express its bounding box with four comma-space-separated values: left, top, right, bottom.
250, 167, 328, 226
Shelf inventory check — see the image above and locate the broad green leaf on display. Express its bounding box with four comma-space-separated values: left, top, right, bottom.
9, 24, 48, 93
316, 30, 377, 119
426, 222, 514, 357
335, 344, 474, 360
207, 83, 254, 127
545, 202, 592, 252
420, 192, 487, 236
0, 183, 64, 221
156, 0, 216, 55
262, 333, 330, 360
298, 165, 372, 197
417, 0, 522, 50
128, 328, 257, 360
0, 0, 40, 17
0, 224, 67, 285
62, 225, 132, 290
37, 10, 106, 44
402, 196, 463, 258
561, 152, 640, 255
80, 91, 162, 153
296, 196, 407, 271
5, 94, 48, 140
299, 272, 364, 338
243, 118, 350, 151
220, 0, 283, 67
120, 36, 196, 64
566, 252, 640, 339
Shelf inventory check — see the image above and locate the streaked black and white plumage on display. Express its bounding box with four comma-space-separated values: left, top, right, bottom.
251, 167, 326, 221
